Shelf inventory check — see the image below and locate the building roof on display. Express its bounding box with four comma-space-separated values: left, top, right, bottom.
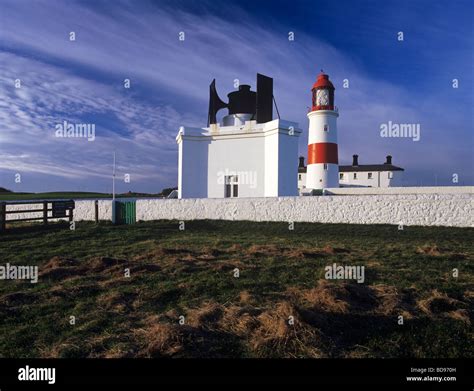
339, 164, 404, 172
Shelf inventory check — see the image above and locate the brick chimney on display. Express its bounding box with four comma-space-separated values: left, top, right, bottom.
352, 154, 359, 166
299, 156, 305, 168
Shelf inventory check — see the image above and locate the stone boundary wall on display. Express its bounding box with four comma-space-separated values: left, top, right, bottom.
3, 187, 472, 228
325, 186, 472, 195
135, 193, 472, 228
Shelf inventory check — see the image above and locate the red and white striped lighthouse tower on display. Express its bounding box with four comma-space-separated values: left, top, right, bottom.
306, 71, 339, 190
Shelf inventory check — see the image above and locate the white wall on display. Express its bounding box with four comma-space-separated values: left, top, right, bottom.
208, 134, 266, 198
297, 172, 306, 191
4, 187, 471, 227
177, 128, 210, 199
324, 186, 471, 195
340, 170, 403, 187
178, 119, 301, 199
277, 129, 300, 196
134, 188, 472, 227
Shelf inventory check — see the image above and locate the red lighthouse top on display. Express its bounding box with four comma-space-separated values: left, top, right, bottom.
312, 72, 335, 90
311, 71, 335, 111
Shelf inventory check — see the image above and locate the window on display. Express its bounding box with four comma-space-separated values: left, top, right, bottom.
224, 175, 239, 198
353, 173, 357, 180
298, 174, 301, 180
368, 173, 373, 179
323, 124, 329, 132
323, 163, 328, 170
388, 172, 393, 179
339, 173, 344, 180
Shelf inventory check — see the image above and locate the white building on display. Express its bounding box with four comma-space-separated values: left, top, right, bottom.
339, 154, 404, 187
177, 74, 302, 199
297, 154, 404, 190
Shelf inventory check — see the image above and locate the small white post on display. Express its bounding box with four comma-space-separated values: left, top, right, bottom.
112, 151, 117, 224
112, 151, 116, 201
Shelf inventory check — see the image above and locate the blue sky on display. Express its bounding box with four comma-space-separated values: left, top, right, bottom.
0, 0, 472, 193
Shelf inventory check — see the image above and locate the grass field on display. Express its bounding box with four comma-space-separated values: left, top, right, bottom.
0, 220, 472, 358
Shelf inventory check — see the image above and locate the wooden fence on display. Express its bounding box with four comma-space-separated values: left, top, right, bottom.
0, 200, 75, 231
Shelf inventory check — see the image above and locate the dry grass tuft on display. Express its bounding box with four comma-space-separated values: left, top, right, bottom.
417, 290, 463, 316
416, 245, 442, 256
186, 302, 224, 328
238, 290, 253, 304
301, 280, 350, 313
136, 321, 185, 357
246, 244, 281, 256
227, 243, 243, 252
249, 301, 324, 357
39, 256, 84, 281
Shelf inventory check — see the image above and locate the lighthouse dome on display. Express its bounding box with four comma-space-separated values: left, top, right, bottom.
312, 72, 335, 90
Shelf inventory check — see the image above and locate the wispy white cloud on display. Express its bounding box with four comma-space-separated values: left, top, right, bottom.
0, 0, 472, 191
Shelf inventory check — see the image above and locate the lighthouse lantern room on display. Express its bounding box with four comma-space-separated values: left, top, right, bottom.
305, 72, 339, 190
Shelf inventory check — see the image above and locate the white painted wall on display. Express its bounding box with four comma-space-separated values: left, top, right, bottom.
277, 128, 301, 196
297, 172, 306, 191
176, 127, 210, 199
134, 191, 472, 227
340, 170, 403, 187
4, 187, 471, 227
207, 133, 266, 198
177, 119, 301, 199
325, 186, 472, 195
307, 110, 338, 144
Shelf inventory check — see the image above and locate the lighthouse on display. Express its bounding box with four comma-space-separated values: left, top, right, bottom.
306, 71, 339, 190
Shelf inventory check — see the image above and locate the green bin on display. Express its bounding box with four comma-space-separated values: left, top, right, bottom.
114, 201, 136, 225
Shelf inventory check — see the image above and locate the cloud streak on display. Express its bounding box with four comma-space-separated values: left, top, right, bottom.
0, 0, 472, 192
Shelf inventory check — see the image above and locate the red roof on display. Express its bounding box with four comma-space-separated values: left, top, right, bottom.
312, 72, 334, 90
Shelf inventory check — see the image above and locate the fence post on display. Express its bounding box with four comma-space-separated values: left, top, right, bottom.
0, 202, 6, 231
43, 202, 48, 225
95, 200, 99, 223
